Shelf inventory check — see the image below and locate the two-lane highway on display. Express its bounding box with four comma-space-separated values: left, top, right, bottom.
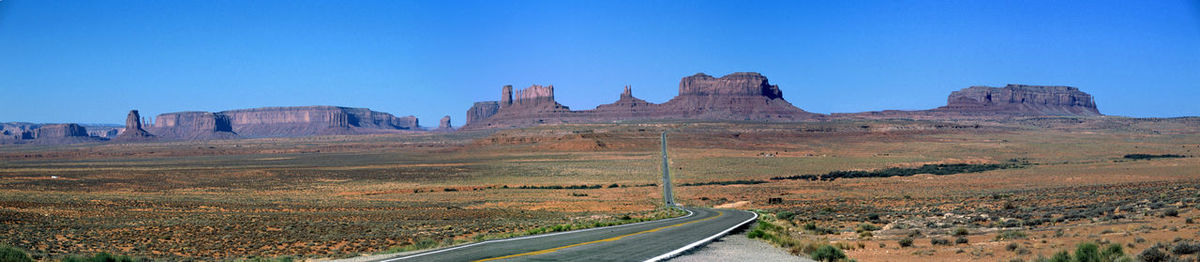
375, 207, 756, 262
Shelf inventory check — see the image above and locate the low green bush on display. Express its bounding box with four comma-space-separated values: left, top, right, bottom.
810, 244, 846, 262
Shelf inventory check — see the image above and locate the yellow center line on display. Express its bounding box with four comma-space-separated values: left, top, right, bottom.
473, 211, 725, 262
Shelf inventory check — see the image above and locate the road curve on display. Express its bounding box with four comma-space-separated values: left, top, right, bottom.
374, 207, 757, 262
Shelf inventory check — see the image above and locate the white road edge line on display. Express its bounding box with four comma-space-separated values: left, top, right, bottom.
643, 209, 759, 262
378, 208, 697, 262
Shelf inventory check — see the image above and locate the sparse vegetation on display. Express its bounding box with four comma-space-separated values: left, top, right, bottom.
810, 244, 846, 262
1123, 154, 1186, 160
0, 245, 33, 262
771, 163, 1020, 181
679, 179, 766, 187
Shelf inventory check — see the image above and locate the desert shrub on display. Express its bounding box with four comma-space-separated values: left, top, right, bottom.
1163, 208, 1179, 217
1138, 246, 1170, 262
1047, 250, 1072, 262
801, 222, 837, 235
1100, 243, 1124, 262
443, 188, 457, 192
898, 237, 914, 247
0, 245, 32, 262
748, 228, 766, 239
930, 238, 951, 246
952, 227, 969, 236
995, 230, 1027, 241
607, 183, 619, 188
1073, 242, 1099, 262
855, 223, 880, 233
1171, 241, 1200, 255
1006, 242, 1020, 252
955, 237, 969, 244
60, 252, 135, 262
810, 244, 846, 262
776, 211, 797, 221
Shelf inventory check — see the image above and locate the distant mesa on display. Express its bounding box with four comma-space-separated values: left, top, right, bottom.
937, 84, 1100, 116
1, 73, 1114, 144
144, 105, 419, 140
438, 115, 453, 130
463, 72, 821, 129
835, 84, 1102, 119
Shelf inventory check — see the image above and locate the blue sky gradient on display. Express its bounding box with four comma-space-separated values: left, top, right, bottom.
1, 0, 1198, 126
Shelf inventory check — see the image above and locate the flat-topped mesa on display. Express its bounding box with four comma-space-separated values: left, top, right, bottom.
34, 124, 89, 139
148, 111, 236, 140
115, 110, 154, 140
218, 106, 417, 137
145, 106, 418, 140
938, 84, 1100, 116
677, 72, 783, 98
659, 72, 815, 120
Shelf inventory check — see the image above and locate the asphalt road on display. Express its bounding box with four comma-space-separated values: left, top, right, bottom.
375, 207, 757, 262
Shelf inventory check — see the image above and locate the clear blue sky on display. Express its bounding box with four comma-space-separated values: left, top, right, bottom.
1, 0, 1198, 126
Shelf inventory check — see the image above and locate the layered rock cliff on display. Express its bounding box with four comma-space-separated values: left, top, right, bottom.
937, 84, 1100, 116
35, 124, 89, 138
147, 111, 236, 140
833, 84, 1103, 119
147, 106, 419, 139
463, 72, 820, 129
114, 110, 154, 141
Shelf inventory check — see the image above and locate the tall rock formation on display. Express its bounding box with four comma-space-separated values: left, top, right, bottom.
462, 72, 820, 129
115, 110, 154, 140
438, 116, 452, 130
937, 84, 1100, 116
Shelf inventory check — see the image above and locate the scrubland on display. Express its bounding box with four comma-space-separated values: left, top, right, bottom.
1, 117, 1198, 261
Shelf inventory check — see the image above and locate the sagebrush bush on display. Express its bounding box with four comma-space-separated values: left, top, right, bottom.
0, 245, 32, 262
898, 237, 914, 247
810, 244, 846, 262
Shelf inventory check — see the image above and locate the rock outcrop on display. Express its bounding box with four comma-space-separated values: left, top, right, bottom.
463, 72, 821, 129
115, 110, 154, 140
147, 111, 236, 140
937, 84, 1100, 116
147, 106, 419, 139
467, 101, 500, 126
834, 84, 1103, 119
438, 116, 452, 130
34, 124, 89, 138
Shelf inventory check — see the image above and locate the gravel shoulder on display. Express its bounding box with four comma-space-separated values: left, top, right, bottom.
670, 232, 813, 262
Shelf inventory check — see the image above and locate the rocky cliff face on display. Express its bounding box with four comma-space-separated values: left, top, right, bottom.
467, 101, 500, 126
34, 124, 89, 138
115, 110, 154, 140
657, 72, 812, 121
439, 116, 452, 130
938, 84, 1100, 116
148, 111, 236, 140
463, 72, 820, 129
833, 84, 1104, 120
148, 106, 419, 139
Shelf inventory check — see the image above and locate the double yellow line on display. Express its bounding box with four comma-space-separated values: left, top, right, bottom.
474, 211, 725, 262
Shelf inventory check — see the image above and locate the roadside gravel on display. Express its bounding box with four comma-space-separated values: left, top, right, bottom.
670, 232, 814, 262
